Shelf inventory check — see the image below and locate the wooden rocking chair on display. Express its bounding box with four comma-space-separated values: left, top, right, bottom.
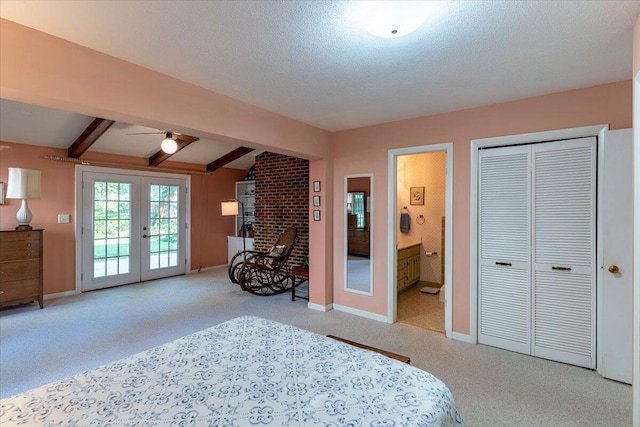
228, 226, 298, 295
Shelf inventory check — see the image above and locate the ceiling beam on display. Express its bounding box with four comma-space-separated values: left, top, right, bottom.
67, 118, 115, 158
148, 134, 199, 166
206, 147, 255, 172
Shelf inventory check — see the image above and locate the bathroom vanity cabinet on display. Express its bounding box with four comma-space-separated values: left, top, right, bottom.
397, 243, 420, 293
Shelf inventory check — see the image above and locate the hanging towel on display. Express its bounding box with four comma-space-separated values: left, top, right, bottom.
400, 212, 411, 233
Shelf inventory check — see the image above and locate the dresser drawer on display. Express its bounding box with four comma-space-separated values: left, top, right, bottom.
0, 279, 40, 302
0, 231, 41, 242
0, 250, 40, 261
0, 259, 40, 282
0, 239, 41, 256
0, 239, 40, 256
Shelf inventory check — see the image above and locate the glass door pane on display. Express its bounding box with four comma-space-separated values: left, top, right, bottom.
93, 181, 131, 278
148, 184, 180, 270
81, 172, 141, 291
140, 176, 186, 281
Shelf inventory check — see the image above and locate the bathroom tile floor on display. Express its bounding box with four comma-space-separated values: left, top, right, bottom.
397, 282, 445, 333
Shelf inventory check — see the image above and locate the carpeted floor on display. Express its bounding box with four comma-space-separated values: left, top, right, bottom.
398, 281, 445, 333
0, 267, 632, 426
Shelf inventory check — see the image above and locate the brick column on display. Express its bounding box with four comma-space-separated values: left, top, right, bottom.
254, 152, 309, 267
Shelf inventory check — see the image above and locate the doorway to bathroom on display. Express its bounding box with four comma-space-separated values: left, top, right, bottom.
387, 143, 453, 336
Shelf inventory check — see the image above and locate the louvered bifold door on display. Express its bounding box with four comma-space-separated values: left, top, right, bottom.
532, 137, 596, 369
478, 145, 531, 354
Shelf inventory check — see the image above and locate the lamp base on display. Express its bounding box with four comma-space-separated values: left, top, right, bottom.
15, 225, 33, 231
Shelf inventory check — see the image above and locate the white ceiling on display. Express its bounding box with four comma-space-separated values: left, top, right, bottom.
0, 98, 260, 170
0, 1, 638, 165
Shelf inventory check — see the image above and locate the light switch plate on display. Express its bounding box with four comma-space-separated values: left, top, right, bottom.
58, 214, 70, 224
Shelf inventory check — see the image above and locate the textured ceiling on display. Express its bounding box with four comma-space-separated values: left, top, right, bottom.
1, 1, 638, 132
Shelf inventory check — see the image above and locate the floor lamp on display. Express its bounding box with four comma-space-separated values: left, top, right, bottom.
221, 199, 246, 252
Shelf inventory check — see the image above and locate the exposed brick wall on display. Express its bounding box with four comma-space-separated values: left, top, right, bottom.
254, 152, 309, 268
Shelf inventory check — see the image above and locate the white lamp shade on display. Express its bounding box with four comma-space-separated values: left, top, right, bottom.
6, 168, 42, 199
221, 201, 239, 216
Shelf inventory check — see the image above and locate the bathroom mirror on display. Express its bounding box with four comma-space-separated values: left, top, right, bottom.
345, 174, 373, 295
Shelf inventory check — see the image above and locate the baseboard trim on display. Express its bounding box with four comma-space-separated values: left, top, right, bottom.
307, 302, 333, 312
333, 303, 389, 323
189, 264, 227, 274
44, 290, 78, 300
451, 331, 474, 344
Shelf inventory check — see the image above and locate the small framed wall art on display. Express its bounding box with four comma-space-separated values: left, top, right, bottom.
313, 210, 321, 221
410, 186, 425, 205
313, 181, 321, 192
313, 195, 321, 207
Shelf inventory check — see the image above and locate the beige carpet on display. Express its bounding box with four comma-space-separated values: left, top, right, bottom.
0, 268, 632, 426
398, 281, 445, 333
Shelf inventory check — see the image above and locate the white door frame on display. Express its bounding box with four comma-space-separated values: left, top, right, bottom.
387, 142, 453, 337
469, 124, 608, 364
74, 165, 191, 293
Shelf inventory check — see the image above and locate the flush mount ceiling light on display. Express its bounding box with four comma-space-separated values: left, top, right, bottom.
362, 1, 432, 38
161, 132, 178, 154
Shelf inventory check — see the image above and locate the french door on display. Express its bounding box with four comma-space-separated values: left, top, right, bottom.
80, 170, 187, 291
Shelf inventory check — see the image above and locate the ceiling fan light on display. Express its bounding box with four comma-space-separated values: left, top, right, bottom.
161, 132, 178, 154
363, 1, 431, 39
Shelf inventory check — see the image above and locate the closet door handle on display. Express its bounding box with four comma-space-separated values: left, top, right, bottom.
495, 262, 512, 267
552, 266, 572, 271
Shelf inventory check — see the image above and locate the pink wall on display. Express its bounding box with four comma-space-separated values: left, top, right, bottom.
309, 159, 333, 307
0, 143, 76, 294
0, 19, 331, 160
332, 80, 632, 334
0, 18, 634, 336
0, 18, 334, 305
190, 169, 247, 271
0, 141, 244, 295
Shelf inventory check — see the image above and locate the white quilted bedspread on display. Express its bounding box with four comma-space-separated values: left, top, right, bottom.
1, 316, 464, 426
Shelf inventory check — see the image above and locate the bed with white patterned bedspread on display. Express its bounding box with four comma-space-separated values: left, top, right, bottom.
0, 316, 464, 426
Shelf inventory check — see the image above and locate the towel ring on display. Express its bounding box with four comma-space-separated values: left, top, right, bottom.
416, 215, 425, 225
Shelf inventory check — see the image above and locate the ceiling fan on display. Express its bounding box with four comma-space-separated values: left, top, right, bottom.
126, 130, 180, 154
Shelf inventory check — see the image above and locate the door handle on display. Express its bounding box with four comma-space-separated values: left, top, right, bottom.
607, 265, 620, 274
552, 266, 572, 271
495, 262, 512, 267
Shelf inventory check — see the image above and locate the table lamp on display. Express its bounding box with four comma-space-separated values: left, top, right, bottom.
6, 168, 42, 230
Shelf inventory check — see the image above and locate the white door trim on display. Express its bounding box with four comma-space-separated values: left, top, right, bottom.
75, 165, 191, 293
632, 70, 640, 427
469, 124, 608, 345
387, 142, 453, 337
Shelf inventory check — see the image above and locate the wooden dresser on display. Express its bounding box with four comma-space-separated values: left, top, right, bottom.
347, 229, 370, 257
0, 229, 44, 309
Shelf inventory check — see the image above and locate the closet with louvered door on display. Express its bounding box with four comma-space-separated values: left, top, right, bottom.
532, 138, 596, 368
478, 145, 532, 355
478, 137, 596, 369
